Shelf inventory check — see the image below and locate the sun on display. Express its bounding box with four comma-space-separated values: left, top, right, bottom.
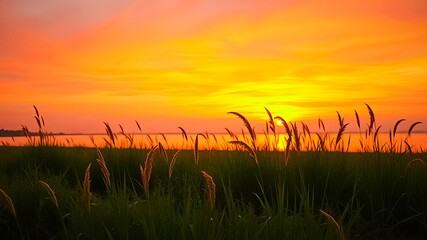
276, 119, 285, 127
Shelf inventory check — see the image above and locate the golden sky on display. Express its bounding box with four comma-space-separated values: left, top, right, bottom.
1, 0, 427, 133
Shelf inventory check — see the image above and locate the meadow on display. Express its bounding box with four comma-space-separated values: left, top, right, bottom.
0, 106, 426, 239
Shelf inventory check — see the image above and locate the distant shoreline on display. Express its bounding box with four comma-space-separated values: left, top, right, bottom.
0, 129, 67, 137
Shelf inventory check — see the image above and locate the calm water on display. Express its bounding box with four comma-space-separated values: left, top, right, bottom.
1, 133, 426, 152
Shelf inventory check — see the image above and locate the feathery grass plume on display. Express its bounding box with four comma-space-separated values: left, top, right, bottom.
119, 124, 125, 134
241, 128, 246, 141
211, 133, 218, 144
96, 148, 111, 192
103, 122, 115, 146
34, 116, 42, 129
284, 136, 292, 165
365, 104, 375, 135
33, 105, 46, 145
346, 134, 352, 152
408, 121, 422, 137
160, 133, 168, 144
89, 135, 96, 147
337, 111, 344, 127
290, 122, 301, 152
316, 133, 326, 151
39, 181, 59, 209
21, 124, 33, 144
21, 125, 30, 138
407, 158, 425, 168
33, 105, 40, 118
141, 146, 158, 196
335, 111, 349, 149
146, 134, 154, 146
201, 171, 216, 211
118, 124, 133, 146
135, 120, 142, 132
83, 163, 92, 213
178, 127, 188, 141
158, 142, 168, 162
335, 123, 349, 148
275, 116, 292, 136
193, 133, 207, 164
318, 118, 326, 131
354, 110, 361, 130
264, 107, 276, 134
373, 125, 382, 144
228, 112, 257, 149
319, 209, 345, 240
225, 128, 237, 140
265, 121, 269, 135
0, 188, 16, 219
301, 122, 311, 136
168, 150, 182, 179
228, 140, 258, 165
393, 119, 406, 137
103, 138, 112, 148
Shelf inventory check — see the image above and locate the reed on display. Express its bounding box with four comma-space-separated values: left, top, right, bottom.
1, 104, 426, 239
168, 150, 181, 179
225, 127, 238, 140
135, 120, 142, 132
193, 133, 206, 164
96, 148, 111, 192
158, 142, 168, 162
393, 119, 406, 137
178, 127, 188, 141
140, 146, 158, 196
264, 107, 277, 150
408, 121, 422, 137
119, 124, 134, 147
83, 163, 92, 213
228, 140, 258, 165
318, 118, 326, 132
275, 116, 293, 163
319, 209, 346, 240
0, 188, 16, 219
39, 181, 59, 209
354, 110, 361, 130
103, 122, 116, 147
201, 171, 216, 211
366, 103, 376, 135
228, 111, 257, 150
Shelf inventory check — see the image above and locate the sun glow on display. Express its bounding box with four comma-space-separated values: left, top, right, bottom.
276, 119, 285, 127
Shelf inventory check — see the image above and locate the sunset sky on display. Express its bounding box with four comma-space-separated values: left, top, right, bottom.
1, 0, 427, 134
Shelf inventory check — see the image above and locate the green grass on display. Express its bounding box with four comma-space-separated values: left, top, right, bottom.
1, 105, 426, 239
0, 146, 426, 239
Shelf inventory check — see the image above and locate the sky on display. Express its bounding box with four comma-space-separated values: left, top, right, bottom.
1, 0, 427, 134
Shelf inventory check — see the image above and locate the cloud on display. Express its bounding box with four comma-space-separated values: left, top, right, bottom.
2, 0, 132, 37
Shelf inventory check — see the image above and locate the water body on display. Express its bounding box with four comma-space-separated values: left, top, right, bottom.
1, 133, 426, 152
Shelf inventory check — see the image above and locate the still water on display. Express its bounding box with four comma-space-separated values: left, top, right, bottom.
1, 133, 426, 152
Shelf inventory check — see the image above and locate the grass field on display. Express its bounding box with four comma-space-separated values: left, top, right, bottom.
0, 107, 426, 239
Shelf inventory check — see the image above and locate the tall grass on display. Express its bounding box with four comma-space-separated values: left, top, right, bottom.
0, 105, 426, 239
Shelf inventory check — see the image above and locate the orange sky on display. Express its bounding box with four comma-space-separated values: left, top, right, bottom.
1, 0, 427, 133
